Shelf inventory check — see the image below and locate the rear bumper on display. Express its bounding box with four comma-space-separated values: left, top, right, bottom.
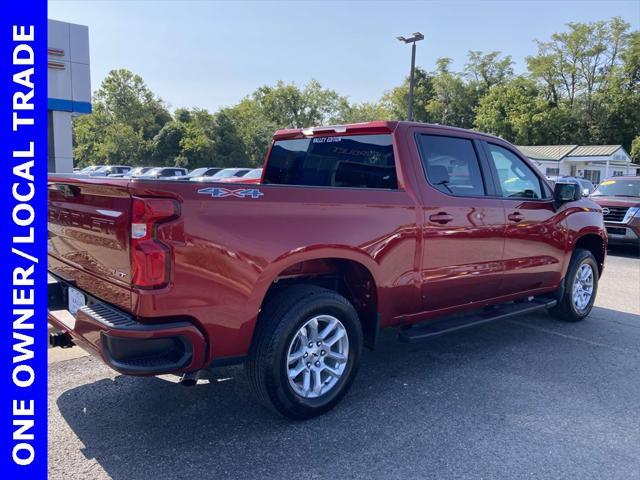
604, 222, 640, 246
48, 273, 207, 375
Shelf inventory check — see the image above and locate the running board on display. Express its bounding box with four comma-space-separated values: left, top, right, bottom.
398, 297, 557, 343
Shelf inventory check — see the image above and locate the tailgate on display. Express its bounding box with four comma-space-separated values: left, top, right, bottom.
48, 176, 132, 309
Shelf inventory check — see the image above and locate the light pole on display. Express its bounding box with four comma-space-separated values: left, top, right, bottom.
397, 32, 424, 121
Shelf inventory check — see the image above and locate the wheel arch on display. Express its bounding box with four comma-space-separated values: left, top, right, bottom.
573, 232, 606, 276
250, 248, 381, 349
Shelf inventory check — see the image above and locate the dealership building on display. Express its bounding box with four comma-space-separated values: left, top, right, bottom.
518, 144, 639, 183
47, 19, 91, 173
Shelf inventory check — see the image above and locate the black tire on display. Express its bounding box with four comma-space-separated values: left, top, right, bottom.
245, 285, 363, 419
549, 248, 599, 322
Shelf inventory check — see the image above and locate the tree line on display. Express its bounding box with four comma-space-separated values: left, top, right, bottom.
73, 17, 640, 169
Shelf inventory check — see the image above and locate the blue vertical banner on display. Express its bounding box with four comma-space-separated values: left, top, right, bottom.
0, 0, 48, 478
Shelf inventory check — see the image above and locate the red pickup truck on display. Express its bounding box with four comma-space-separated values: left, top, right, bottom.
48, 121, 606, 419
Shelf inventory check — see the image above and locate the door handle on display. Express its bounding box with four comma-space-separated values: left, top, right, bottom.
508, 212, 524, 223
429, 212, 453, 224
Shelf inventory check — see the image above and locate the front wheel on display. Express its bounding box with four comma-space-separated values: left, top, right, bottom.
246, 285, 363, 419
549, 248, 599, 322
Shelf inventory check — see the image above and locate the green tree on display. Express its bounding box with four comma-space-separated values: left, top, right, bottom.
338, 101, 392, 123
583, 24, 639, 150
631, 135, 640, 163
528, 19, 628, 102
623, 31, 640, 86
526, 17, 634, 144
474, 76, 580, 145
93, 69, 171, 138
224, 98, 277, 166
589, 73, 640, 150
381, 67, 434, 122
73, 68, 171, 167
177, 123, 213, 168
152, 121, 187, 165
210, 109, 250, 166
73, 109, 110, 166
475, 77, 542, 143
99, 123, 150, 165
465, 51, 514, 94
174, 108, 192, 123
426, 58, 476, 128
253, 79, 348, 128
73, 107, 153, 167
219, 80, 351, 165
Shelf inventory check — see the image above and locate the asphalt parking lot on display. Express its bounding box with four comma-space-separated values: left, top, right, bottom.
49, 247, 640, 480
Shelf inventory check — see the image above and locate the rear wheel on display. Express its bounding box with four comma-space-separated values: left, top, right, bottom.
246, 285, 363, 419
550, 248, 599, 322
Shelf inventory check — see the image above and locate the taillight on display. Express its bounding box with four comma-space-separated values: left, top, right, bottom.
130, 197, 179, 288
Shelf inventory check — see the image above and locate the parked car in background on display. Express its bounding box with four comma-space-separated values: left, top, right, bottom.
590, 176, 640, 247
136, 167, 188, 180
121, 166, 155, 178
48, 121, 607, 419
191, 167, 252, 182
89, 165, 132, 177
166, 167, 222, 181
77, 165, 105, 175
219, 168, 263, 184
547, 176, 595, 196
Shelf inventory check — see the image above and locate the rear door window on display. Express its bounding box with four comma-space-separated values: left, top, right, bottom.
263, 134, 397, 189
416, 134, 486, 196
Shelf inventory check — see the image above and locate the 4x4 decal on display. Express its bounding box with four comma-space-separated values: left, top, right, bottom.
197, 187, 264, 199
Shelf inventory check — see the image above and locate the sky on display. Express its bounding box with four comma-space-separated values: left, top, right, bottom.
49, 0, 640, 113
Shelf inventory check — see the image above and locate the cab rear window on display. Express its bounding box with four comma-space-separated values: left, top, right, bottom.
263, 134, 397, 189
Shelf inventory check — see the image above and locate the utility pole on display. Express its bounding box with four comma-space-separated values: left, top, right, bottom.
397, 32, 424, 121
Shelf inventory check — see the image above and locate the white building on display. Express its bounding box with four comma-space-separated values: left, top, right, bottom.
517, 144, 638, 184
47, 19, 91, 173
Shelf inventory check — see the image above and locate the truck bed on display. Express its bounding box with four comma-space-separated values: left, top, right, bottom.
48, 173, 418, 365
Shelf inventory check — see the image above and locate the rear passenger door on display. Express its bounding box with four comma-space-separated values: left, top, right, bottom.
414, 132, 506, 311
481, 142, 565, 294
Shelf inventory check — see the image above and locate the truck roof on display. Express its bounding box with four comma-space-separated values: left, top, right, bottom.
273, 121, 506, 143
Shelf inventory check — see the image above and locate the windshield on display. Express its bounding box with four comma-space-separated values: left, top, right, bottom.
93, 166, 109, 173
557, 177, 594, 192
592, 178, 640, 197
129, 167, 151, 176
143, 167, 163, 176
212, 169, 240, 179
244, 169, 262, 179
577, 179, 594, 192
185, 168, 208, 177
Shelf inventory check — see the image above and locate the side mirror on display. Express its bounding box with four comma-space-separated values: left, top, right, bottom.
554, 181, 581, 205
582, 188, 590, 197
